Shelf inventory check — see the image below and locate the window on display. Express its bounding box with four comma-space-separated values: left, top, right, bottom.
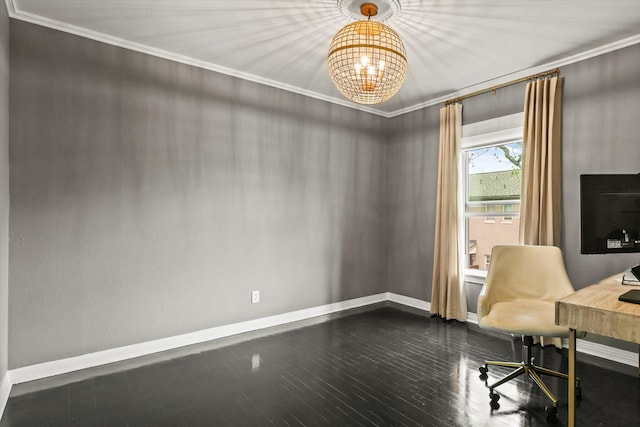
461, 113, 524, 278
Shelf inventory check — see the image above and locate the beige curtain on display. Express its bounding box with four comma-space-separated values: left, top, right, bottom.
431, 103, 467, 322
520, 76, 563, 347
520, 76, 563, 247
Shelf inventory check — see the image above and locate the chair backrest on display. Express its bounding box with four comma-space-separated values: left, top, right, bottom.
480, 245, 575, 305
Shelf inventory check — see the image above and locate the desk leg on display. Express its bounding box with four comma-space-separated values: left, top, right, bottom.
568, 328, 576, 427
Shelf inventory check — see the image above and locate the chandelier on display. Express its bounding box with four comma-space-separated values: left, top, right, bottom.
327, 2, 407, 105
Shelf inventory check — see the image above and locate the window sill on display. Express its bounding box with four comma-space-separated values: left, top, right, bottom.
464, 269, 487, 285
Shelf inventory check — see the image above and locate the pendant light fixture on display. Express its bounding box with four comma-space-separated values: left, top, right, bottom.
327, 2, 407, 105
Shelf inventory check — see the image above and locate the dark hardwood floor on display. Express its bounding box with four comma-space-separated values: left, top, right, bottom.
2, 306, 639, 426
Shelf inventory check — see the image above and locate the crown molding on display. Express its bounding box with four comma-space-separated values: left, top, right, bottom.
3, 0, 14, 15
5, 1, 391, 118
5, 0, 640, 119
389, 33, 640, 118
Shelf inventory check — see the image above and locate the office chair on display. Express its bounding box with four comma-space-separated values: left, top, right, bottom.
477, 245, 580, 421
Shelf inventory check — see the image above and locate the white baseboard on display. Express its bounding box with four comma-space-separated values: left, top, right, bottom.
5, 293, 638, 394
467, 312, 479, 324
9, 293, 388, 385
577, 338, 638, 367
387, 292, 431, 312
0, 372, 11, 417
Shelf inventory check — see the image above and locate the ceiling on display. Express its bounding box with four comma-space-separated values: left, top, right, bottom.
7, 0, 640, 117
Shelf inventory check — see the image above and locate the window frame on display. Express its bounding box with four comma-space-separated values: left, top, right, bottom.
461, 112, 524, 281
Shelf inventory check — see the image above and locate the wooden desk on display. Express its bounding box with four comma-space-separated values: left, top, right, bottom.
556, 273, 640, 427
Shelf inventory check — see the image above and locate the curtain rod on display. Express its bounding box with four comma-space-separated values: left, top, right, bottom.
444, 68, 560, 105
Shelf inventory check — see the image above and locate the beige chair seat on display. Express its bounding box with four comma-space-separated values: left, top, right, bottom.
479, 300, 569, 337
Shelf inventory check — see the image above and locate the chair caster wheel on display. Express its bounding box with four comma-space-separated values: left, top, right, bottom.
545, 405, 557, 422
489, 389, 500, 410
479, 365, 488, 381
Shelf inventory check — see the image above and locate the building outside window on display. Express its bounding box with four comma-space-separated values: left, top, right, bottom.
461, 113, 523, 279
484, 254, 492, 270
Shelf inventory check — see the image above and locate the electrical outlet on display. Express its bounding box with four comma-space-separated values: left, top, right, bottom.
251, 290, 260, 304
251, 354, 261, 372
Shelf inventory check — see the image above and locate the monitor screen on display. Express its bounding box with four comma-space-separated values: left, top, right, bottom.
580, 174, 640, 254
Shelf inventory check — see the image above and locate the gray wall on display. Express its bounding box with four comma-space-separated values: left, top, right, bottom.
6, 16, 640, 370
387, 44, 640, 314
385, 107, 439, 300
562, 45, 640, 287
0, 1, 9, 382
9, 21, 388, 368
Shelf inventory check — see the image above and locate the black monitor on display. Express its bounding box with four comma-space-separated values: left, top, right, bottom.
580, 174, 640, 254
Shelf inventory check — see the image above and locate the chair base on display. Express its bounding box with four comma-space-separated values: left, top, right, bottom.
481, 359, 568, 405
479, 336, 580, 421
